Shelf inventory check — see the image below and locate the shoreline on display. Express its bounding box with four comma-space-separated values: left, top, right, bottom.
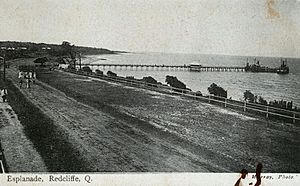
63, 69, 299, 124
80, 53, 300, 108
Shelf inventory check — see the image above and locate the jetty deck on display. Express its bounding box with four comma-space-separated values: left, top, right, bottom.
79, 63, 286, 73
80, 63, 246, 72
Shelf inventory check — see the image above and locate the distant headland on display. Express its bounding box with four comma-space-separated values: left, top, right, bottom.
0, 41, 122, 60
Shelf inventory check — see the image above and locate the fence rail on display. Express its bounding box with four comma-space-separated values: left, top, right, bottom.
0, 142, 7, 173
64, 69, 300, 124
0, 160, 5, 173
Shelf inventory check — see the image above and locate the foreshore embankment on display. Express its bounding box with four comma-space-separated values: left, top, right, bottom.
64, 69, 299, 124
37, 67, 300, 172
2, 58, 300, 172
5, 79, 92, 171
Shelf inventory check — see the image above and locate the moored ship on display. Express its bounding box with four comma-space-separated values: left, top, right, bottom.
245, 58, 289, 74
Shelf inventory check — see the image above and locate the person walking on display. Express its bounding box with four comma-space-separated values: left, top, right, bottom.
29, 71, 32, 79
26, 78, 30, 89
19, 79, 23, 88
0, 88, 3, 102
1, 88, 7, 102
32, 71, 36, 84
18, 71, 23, 79
4, 88, 7, 102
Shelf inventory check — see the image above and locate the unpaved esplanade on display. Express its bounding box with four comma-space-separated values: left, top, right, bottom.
3, 58, 300, 172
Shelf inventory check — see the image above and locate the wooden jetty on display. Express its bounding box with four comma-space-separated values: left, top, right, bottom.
77, 61, 288, 74
84, 63, 189, 69
189, 65, 245, 72
78, 63, 246, 72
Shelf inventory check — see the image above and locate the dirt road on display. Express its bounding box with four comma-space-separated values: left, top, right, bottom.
7, 66, 218, 171
5, 59, 300, 172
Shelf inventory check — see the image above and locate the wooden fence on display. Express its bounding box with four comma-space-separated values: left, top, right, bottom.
65, 69, 300, 124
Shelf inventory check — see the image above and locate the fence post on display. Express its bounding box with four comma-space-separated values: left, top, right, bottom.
224, 98, 227, 108
208, 95, 211, 103
244, 102, 246, 112
294, 113, 296, 124
266, 106, 269, 118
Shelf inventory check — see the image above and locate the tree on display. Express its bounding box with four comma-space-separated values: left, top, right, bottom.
61, 41, 76, 63
61, 41, 71, 55
208, 83, 227, 98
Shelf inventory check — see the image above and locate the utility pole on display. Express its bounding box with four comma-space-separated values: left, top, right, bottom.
0, 55, 5, 82
3, 54, 5, 82
79, 52, 82, 70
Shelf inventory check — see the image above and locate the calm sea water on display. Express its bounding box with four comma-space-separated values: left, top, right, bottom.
82, 52, 300, 107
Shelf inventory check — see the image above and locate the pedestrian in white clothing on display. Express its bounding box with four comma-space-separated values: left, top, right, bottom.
18, 71, 23, 78
26, 78, 30, 88
29, 71, 32, 79
1, 88, 7, 102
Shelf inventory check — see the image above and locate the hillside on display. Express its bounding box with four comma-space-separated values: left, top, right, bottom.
0, 41, 117, 60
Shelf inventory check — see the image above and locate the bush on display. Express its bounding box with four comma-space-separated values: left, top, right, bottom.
95, 69, 103, 76
126, 76, 134, 79
82, 66, 92, 74
142, 76, 159, 84
165, 75, 187, 90
196, 91, 202, 96
142, 76, 161, 87
208, 83, 227, 98
244, 90, 256, 103
34, 57, 48, 64
258, 96, 268, 105
107, 71, 117, 77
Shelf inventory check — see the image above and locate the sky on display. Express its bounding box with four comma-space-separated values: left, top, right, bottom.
0, 0, 299, 57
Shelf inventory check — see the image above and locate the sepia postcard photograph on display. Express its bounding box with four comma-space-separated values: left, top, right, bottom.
0, 0, 299, 185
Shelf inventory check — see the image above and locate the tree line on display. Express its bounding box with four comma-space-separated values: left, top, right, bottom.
0, 41, 116, 60
243, 90, 296, 110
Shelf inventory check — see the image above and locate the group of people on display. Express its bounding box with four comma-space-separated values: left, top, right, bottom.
18, 71, 36, 89
0, 88, 8, 102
